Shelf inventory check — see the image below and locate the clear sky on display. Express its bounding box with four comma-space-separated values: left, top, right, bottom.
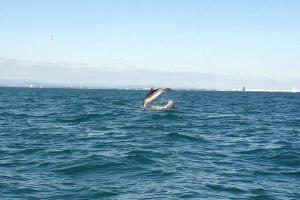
0, 0, 300, 88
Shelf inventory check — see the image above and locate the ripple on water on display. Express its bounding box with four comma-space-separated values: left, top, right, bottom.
166, 132, 208, 143
0, 89, 300, 199
57, 155, 126, 175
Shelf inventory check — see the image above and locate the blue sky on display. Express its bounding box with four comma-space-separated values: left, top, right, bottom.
0, 0, 300, 88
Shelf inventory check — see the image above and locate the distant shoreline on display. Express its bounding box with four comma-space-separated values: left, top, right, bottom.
0, 85, 298, 93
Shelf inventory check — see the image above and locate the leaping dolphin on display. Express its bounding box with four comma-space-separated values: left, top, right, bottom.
143, 87, 172, 108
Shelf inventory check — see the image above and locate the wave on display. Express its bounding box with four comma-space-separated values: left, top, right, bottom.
205, 183, 247, 194
57, 160, 124, 175
123, 150, 161, 164
167, 132, 207, 143
56, 113, 102, 123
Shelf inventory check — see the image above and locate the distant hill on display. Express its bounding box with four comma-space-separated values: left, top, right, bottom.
1, 62, 299, 90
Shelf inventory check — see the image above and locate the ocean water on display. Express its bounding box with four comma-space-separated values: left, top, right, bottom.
0, 88, 299, 200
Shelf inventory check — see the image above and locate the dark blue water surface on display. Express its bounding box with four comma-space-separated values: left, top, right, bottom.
0, 88, 299, 199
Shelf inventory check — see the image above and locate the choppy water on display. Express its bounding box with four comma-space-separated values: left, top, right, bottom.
0, 88, 299, 199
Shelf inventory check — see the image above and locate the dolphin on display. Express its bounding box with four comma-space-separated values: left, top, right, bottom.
163, 100, 176, 109
143, 87, 172, 108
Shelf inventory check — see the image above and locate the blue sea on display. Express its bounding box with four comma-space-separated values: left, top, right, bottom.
0, 88, 299, 199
